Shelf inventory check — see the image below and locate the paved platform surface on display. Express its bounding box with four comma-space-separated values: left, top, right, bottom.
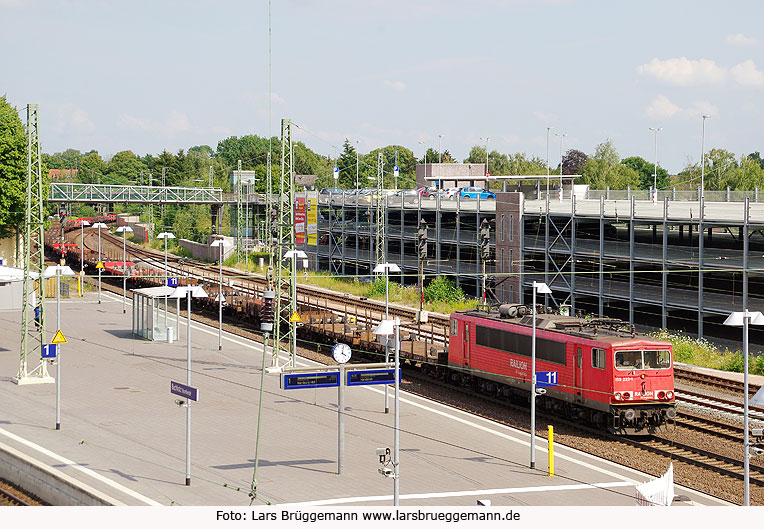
0, 291, 729, 506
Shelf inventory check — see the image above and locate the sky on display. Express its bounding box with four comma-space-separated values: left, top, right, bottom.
2, 0, 764, 174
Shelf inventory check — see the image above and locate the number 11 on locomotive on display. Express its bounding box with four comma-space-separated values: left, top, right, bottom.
536, 371, 558, 388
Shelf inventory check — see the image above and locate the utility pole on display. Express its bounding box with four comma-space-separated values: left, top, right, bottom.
236, 160, 243, 263
15, 104, 52, 385
273, 119, 297, 368
375, 152, 385, 269
480, 219, 491, 310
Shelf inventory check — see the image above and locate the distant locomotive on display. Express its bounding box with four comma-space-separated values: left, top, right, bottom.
447, 305, 676, 435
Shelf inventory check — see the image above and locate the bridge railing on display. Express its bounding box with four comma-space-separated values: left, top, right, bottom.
49, 183, 225, 204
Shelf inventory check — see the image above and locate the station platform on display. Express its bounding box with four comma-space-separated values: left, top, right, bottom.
0, 291, 729, 507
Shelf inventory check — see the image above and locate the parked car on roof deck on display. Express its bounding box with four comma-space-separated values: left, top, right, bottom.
459, 186, 496, 199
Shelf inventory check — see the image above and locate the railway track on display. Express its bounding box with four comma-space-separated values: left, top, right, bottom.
66, 225, 764, 501
0, 484, 32, 506
675, 368, 761, 395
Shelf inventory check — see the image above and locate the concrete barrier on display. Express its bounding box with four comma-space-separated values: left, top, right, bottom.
0, 441, 123, 506
178, 236, 235, 263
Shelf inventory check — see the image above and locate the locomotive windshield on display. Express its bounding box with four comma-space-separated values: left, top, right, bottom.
615, 349, 671, 370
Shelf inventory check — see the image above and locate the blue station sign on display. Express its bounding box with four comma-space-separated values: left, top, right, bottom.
282, 372, 340, 390
346, 368, 399, 387
536, 371, 559, 388
41, 344, 58, 359
170, 381, 199, 401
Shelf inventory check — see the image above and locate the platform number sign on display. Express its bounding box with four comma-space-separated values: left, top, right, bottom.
536, 371, 558, 388
333, 167, 339, 180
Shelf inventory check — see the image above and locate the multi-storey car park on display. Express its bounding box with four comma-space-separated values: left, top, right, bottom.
49, 165, 764, 346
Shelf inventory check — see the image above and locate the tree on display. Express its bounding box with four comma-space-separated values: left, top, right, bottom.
78, 151, 107, 184
562, 149, 588, 176
747, 152, 763, 169
621, 156, 669, 190
580, 140, 640, 190
704, 148, 737, 190
335, 139, 359, 189
106, 150, 147, 185
0, 96, 26, 241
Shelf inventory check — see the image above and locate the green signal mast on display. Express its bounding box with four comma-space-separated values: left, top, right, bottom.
272, 118, 297, 369
15, 104, 53, 385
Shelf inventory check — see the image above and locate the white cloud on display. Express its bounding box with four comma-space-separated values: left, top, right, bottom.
646, 95, 680, 119
533, 111, 557, 123
383, 80, 406, 92
116, 110, 207, 138
52, 103, 96, 134
730, 60, 764, 87
726, 33, 758, 47
636, 57, 726, 86
645, 95, 718, 120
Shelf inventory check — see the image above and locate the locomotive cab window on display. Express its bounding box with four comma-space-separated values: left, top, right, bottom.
591, 347, 606, 369
615, 350, 671, 370
450, 318, 458, 336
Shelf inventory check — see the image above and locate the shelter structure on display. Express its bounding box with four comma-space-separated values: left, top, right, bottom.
132, 286, 177, 341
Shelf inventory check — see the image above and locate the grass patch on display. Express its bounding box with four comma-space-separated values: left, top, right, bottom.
651, 329, 764, 375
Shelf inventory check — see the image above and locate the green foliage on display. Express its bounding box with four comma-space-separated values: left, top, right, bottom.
78, 152, 107, 184
107, 150, 147, 185
0, 96, 26, 239
651, 329, 764, 376
621, 156, 669, 190
366, 277, 403, 299
579, 140, 640, 190
424, 276, 465, 304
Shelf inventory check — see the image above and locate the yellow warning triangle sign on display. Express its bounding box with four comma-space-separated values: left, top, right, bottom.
51, 329, 67, 344
95, 261, 104, 269
290, 311, 301, 323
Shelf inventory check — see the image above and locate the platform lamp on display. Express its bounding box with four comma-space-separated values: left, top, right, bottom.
115, 226, 133, 313
373, 317, 401, 506
91, 222, 108, 304
531, 281, 552, 470
157, 232, 176, 332
211, 239, 231, 351
43, 264, 75, 431
78, 219, 90, 296
374, 262, 401, 414
284, 249, 308, 366
723, 310, 764, 506
169, 284, 208, 486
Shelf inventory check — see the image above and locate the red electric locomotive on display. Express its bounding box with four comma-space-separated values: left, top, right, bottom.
447, 305, 676, 434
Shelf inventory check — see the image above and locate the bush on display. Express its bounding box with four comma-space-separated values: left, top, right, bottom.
424, 276, 465, 304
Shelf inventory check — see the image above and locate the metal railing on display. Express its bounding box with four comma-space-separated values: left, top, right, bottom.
50, 183, 225, 204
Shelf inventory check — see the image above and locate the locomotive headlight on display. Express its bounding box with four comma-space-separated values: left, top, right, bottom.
623, 392, 631, 400
614, 392, 622, 401
666, 391, 674, 400
658, 391, 666, 399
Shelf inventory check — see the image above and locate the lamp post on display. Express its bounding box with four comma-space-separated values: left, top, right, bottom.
546, 126, 553, 201
169, 285, 208, 486
723, 310, 764, 506
356, 140, 360, 193
438, 134, 444, 163
284, 249, 307, 365
531, 281, 552, 469
480, 137, 490, 177
418, 141, 427, 187
91, 222, 107, 304
374, 262, 401, 414
373, 317, 401, 505
157, 232, 176, 334
115, 226, 133, 313
555, 133, 567, 199
701, 115, 711, 199
211, 239, 231, 351
43, 264, 75, 430
649, 127, 663, 199
78, 219, 90, 296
